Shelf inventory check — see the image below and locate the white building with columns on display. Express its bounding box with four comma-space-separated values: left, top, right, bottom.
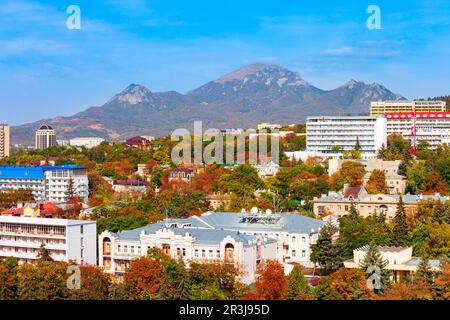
99, 210, 325, 284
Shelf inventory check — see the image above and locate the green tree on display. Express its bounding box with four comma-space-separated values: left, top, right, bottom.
415, 256, 434, 285
355, 137, 361, 151
310, 222, 343, 272
150, 167, 163, 189
359, 242, 391, 294
286, 266, 311, 300
406, 161, 428, 194
391, 196, 409, 247
65, 178, 75, 201
37, 243, 54, 262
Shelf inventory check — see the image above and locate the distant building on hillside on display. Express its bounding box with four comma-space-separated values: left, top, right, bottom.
68, 137, 105, 148
124, 136, 151, 151
0, 123, 10, 159
35, 125, 56, 149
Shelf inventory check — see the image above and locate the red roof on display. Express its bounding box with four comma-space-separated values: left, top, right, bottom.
113, 179, 149, 186
124, 136, 150, 146
344, 185, 363, 199
385, 111, 450, 120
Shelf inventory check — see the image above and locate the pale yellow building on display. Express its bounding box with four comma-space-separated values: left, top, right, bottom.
313, 187, 449, 221
0, 123, 10, 158
344, 246, 442, 283
370, 100, 446, 117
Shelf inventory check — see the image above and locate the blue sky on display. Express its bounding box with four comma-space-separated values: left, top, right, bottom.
1, 0, 450, 125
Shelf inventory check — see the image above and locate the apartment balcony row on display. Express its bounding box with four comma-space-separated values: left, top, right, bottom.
0, 250, 67, 261
0, 230, 66, 238
0, 239, 66, 250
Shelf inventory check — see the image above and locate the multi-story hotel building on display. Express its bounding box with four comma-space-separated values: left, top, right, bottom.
99, 210, 325, 283
35, 125, 56, 150
0, 165, 89, 203
0, 215, 96, 265
306, 116, 387, 159
0, 123, 10, 158
385, 111, 450, 149
371, 100, 446, 117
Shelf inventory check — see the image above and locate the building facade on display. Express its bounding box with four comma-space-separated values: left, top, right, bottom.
0, 215, 96, 265
306, 116, 387, 159
313, 190, 449, 221
371, 100, 446, 117
68, 137, 105, 148
35, 125, 56, 149
344, 245, 441, 283
0, 123, 10, 159
99, 210, 325, 284
0, 165, 89, 203
385, 111, 450, 149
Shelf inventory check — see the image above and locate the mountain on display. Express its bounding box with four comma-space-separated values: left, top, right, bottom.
11, 63, 405, 145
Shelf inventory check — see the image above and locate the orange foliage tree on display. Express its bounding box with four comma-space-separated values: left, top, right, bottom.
254, 260, 287, 300
124, 256, 167, 299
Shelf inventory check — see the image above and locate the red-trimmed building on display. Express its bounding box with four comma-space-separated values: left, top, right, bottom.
385, 111, 450, 149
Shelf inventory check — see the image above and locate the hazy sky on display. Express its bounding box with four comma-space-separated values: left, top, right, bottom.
1, 0, 450, 125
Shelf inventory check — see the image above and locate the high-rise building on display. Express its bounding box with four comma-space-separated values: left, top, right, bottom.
0, 123, 9, 158
306, 116, 387, 159
35, 125, 56, 149
370, 100, 446, 117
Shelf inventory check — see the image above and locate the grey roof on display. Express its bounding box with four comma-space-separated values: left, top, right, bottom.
198, 212, 325, 234
110, 217, 278, 245
405, 258, 442, 268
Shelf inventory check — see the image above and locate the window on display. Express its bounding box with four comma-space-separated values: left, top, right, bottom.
182, 248, 186, 257
302, 236, 306, 243
117, 245, 121, 253
216, 250, 220, 258
195, 249, 199, 258
138, 246, 141, 254
292, 250, 296, 257
124, 245, 128, 253
81, 249, 84, 258
80, 238, 84, 247
202, 249, 206, 258
131, 246, 135, 254
292, 236, 296, 242
302, 250, 306, 257
209, 250, 213, 258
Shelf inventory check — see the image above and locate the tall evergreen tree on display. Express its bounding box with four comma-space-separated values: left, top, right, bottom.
391, 196, 409, 247
415, 256, 434, 285
37, 243, 53, 262
355, 137, 361, 151
348, 202, 360, 222
65, 178, 75, 202
310, 222, 343, 273
398, 146, 412, 176
359, 242, 391, 294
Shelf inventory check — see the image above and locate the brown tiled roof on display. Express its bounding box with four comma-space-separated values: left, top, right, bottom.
344, 186, 363, 199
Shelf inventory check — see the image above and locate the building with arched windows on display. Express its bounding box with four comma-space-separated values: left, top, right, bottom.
98, 210, 325, 284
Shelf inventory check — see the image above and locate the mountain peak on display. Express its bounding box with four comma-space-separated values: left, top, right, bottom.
215, 63, 282, 84
108, 83, 152, 105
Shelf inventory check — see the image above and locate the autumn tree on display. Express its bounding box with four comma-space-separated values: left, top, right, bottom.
254, 260, 287, 300
37, 243, 54, 262
0, 263, 16, 299
124, 256, 167, 300
424, 171, 448, 194
73, 265, 112, 300
314, 269, 371, 300
434, 262, 450, 299
381, 280, 434, 300
339, 161, 366, 186
365, 169, 388, 194
17, 261, 71, 300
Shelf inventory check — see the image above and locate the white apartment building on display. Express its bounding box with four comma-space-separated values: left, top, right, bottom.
0, 215, 96, 265
385, 112, 450, 149
68, 137, 105, 148
0, 123, 9, 158
99, 210, 325, 284
371, 100, 446, 117
306, 116, 387, 159
0, 165, 89, 204
44, 165, 89, 203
